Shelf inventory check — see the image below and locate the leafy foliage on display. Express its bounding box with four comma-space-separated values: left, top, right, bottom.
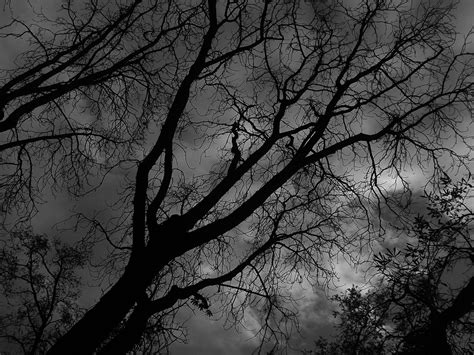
314, 177, 474, 354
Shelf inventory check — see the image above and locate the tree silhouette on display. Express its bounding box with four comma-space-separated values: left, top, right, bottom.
0, 0, 472, 353
0, 231, 87, 354
312, 286, 391, 355
313, 177, 474, 354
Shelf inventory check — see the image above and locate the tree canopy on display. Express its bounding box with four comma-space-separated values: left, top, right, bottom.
313, 177, 474, 354
0, 0, 472, 353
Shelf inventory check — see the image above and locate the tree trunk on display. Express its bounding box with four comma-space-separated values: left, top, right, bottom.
47, 226, 186, 355
97, 298, 152, 355
47, 260, 151, 355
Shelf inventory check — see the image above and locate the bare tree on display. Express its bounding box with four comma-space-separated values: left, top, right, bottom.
0, 231, 87, 354
0, 0, 472, 353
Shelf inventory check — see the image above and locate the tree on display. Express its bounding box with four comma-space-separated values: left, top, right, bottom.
312, 286, 391, 355
0, 0, 472, 353
314, 176, 474, 354
0, 231, 87, 354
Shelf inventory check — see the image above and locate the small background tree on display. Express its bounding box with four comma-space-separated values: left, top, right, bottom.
0, 231, 87, 354
313, 176, 474, 354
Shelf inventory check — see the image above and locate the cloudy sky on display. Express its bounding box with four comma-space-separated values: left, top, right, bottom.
173, 1, 474, 352
0, 0, 473, 353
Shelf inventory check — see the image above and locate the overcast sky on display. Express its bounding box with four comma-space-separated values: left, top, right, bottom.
1, 0, 473, 353
173, 1, 474, 352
